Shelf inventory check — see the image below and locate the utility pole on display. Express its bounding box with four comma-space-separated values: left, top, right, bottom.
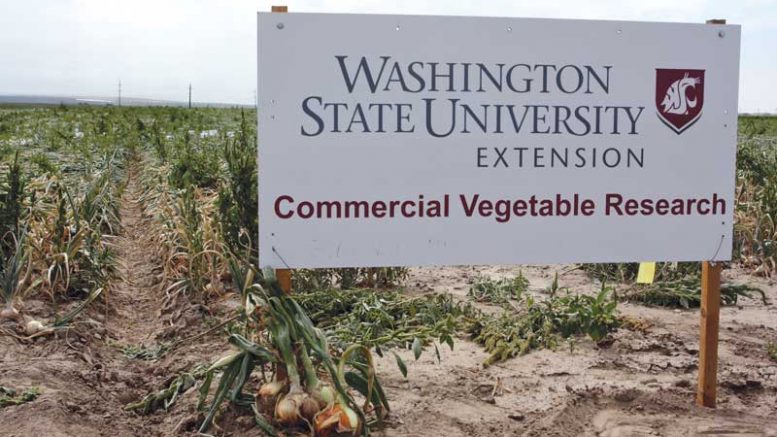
188, 83, 192, 109
118, 80, 122, 107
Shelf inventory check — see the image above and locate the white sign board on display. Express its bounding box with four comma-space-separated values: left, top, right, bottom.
257, 13, 740, 268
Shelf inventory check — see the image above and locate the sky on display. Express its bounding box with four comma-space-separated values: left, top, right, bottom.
0, 0, 775, 112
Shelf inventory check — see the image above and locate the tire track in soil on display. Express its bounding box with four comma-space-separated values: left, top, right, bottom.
99, 164, 171, 433
110, 165, 165, 351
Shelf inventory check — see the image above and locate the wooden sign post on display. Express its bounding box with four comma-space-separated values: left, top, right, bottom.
695, 20, 726, 409
271, 5, 292, 294
698, 260, 722, 407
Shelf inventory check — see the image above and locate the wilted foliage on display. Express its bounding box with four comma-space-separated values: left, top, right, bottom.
468, 272, 529, 304
467, 283, 619, 367
623, 276, 766, 308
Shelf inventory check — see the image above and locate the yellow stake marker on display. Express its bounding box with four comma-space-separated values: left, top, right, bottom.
636, 262, 656, 284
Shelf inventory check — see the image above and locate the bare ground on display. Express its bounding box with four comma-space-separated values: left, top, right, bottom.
1, 171, 776, 436
373, 265, 777, 436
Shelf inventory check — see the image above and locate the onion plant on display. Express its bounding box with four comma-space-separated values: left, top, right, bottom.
0, 230, 27, 319
196, 268, 388, 436
0, 106, 126, 323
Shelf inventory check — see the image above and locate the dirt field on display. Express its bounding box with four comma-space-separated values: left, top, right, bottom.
376, 265, 777, 436
1, 170, 776, 436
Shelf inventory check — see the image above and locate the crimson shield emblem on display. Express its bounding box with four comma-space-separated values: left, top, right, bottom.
655, 69, 705, 134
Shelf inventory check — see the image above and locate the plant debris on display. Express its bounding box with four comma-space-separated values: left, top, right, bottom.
0, 386, 41, 408
768, 342, 777, 362
467, 285, 619, 367
296, 288, 476, 358
623, 277, 767, 308
468, 273, 529, 305
114, 341, 171, 361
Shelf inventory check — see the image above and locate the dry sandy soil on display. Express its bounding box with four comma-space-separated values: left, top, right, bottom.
1, 172, 776, 436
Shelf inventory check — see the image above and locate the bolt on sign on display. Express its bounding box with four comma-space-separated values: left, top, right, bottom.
257, 13, 740, 269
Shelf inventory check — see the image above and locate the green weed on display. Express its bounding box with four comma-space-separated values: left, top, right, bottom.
767, 342, 777, 362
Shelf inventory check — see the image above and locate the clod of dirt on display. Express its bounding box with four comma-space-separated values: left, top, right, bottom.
722, 378, 764, 392
613, 389, 641, 403
173, 413, 201, 434
596, 337, 616, 348
673, 379, 692, 388
480, 396, 496, 405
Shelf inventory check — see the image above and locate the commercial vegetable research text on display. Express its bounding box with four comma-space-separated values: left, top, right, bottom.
272, 193, 727, 222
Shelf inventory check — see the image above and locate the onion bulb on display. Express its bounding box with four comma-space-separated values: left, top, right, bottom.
311, 383, 335, 409
25, 320, 44, 336
256, 380, 286, 416
258, 380, 286, 397
275, 385, 311, 427
299, 395, 321, 422
1, 305, 19, 321
314, 402, 360, 437
299, 345, 333, 411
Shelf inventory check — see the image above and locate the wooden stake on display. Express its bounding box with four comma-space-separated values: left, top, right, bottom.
696, 19, 726, 408
271, 5, 292, 294
276, 268, 292, 294
697, 261, 722, 407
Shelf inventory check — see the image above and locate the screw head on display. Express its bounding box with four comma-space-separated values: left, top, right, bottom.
718, 30, 725, 38
277, 22, 284, 30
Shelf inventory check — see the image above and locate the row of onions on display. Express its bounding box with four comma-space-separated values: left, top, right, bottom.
124, 110, 391, 435
1, 106, 128, 334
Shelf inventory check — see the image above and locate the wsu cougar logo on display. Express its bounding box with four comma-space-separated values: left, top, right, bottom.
656, 69, 705, 134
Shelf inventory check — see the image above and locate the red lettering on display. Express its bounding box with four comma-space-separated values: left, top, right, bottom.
298, 201, 314, 219
275, 195, 294, 219
713, 194, 726, 214
401, 200, 416, 217
581, 199, 595, 216
605, 193, 623, 215
513, 199, 527, 216
697, 199, 710, 215
478, 199, 494, 217
655, 199, 669, 215
640, 198, 654, 215
624, 199, 638, 215
459, 194, 479, 217
372, 201, 387, 218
